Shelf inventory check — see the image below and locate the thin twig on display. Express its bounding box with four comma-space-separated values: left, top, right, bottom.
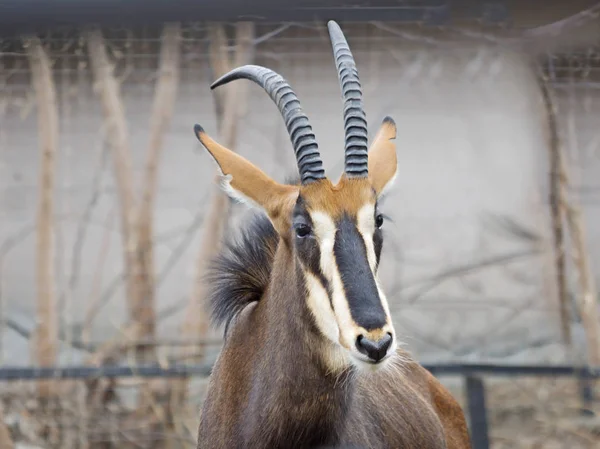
538, 72, 573, 349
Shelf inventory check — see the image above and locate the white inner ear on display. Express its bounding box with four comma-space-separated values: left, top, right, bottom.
202, 145, 262, 210
217, 173, 261, 210
376, 168, 398, 200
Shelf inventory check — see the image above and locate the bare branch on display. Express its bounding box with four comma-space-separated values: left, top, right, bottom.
398, 249, 541, 305
182, 21, 255, 361
60, 142, 110, 320
541, 72, 600, 366
172, 21, 255, 413
521, 2, 600, 39
85, 26, 147, 361
24, 35, 59, 399
561, 147, 600, 366
131, 24, 183, 438
81, 206, 116, 344
135, 22, 182, 365
206, 24, 229, 118
156, 205, 207, 287
253, 23, 292, 45
538, 73, 572, 349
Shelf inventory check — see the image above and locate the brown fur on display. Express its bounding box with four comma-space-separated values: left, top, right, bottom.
300, 177, 375, 218
197, 238, 471, 449
195, 119, 470, 448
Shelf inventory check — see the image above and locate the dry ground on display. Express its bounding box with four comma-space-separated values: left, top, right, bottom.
450, 377, 600, 448
1, 376, 599, 448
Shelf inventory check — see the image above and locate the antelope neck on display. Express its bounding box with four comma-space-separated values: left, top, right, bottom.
255, 243, 355, 444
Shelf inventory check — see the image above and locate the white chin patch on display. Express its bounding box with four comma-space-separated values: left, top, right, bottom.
349, 354, 391, 374
348, 346, 401, 375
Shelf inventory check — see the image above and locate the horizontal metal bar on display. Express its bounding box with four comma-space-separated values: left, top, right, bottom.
0, 2, 450, 35
423, 363, 600, 377
0, 364, 213, 381
0, 363, 598, 381
0, 0, 514, 37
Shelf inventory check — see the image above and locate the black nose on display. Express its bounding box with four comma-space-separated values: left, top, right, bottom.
355, 333, 393, 363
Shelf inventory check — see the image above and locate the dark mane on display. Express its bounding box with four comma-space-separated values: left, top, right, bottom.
205, 212, 279, 334
206, 176, 300, 335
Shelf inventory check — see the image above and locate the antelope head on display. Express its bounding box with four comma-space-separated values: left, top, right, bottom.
194, 21, 398, 372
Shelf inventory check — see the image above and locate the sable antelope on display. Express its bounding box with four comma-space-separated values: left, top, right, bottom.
194, 20, 471, 449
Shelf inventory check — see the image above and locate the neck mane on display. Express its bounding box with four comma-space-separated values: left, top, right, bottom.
206, 212, 356, 447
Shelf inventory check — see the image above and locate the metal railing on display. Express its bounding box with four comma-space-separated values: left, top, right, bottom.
0, 0, 512, 37
0, 362, 597, 449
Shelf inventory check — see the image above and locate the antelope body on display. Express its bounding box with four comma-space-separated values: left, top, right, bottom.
194, 21, 471, 449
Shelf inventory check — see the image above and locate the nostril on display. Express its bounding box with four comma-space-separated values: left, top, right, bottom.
355, 333, 393, 362
380, 332, 393, 352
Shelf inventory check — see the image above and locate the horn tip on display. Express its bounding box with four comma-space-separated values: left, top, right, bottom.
210, 71, 234, 90
327, 20, 341, 31
210, 64, 260, 90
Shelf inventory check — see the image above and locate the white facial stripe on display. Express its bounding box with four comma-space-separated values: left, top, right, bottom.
375, 279, 393, 324
304, 272, 339, 344
356, 203, 378, 272
310, 211, 337, 279
330, 268, 358, 350
305, 249, 349, 373
310, 211, 357, 350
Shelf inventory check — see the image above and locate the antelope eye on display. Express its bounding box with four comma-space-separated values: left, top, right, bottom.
294, 223, 312, 238
375, 214, 384, 229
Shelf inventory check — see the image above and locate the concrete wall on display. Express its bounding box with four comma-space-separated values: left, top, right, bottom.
1, 24, 597, 367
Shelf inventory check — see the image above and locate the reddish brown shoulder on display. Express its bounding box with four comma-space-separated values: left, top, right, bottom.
420, 367, 472, 449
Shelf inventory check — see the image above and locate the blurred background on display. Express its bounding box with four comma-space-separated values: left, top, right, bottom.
0, 0, 599, 448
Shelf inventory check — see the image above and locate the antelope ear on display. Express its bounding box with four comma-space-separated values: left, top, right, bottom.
368, 116, 397, 197
194, 124, 299, 221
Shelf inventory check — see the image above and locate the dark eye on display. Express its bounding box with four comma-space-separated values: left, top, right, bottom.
295, 223, 312, 238
375, 214, 384, 229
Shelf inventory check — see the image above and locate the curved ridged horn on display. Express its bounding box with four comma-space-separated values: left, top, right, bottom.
211, 65, 326, 184
327, 20, 369, 178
